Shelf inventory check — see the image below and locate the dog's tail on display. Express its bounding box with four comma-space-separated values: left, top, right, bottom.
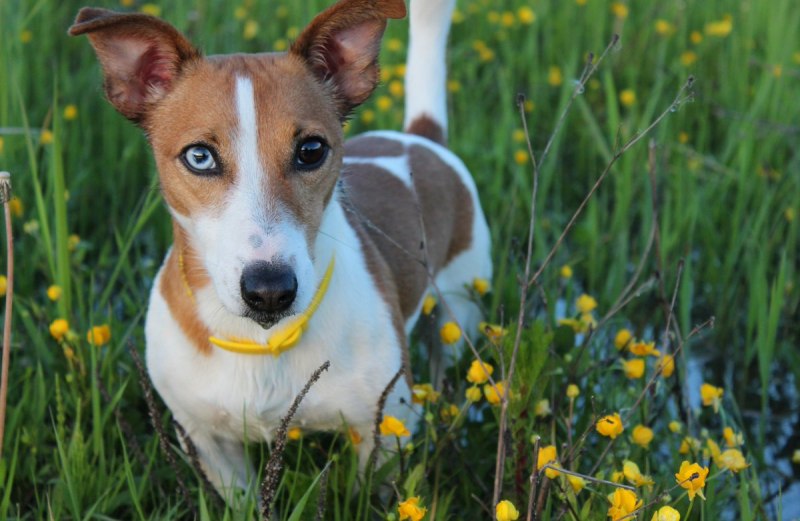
402, 0, 456, 147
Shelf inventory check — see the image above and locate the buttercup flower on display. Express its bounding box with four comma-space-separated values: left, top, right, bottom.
619, 89, 636, 107
567, 474, 586, 493
466, 359, 494, 384
614, 329, 633, 350
50, 319, 69, 341
548, 66, 562, 87
623, 358, 645, 379
398, 496, 427, 521
87, 324, 111, 346
607, 489, 642, 521
484, 381, 506, 405
596, 413, 624, 439
0, 275, 6, 296
465, 385, 482, 402
479, 322, 507, 342
629, 340, 660, 357
473, 277, 491, 296
651, 505, 681, 521
654, 19, 675, 36
707, 438, 722, 465
632, 425, 654, 448
610, 2, 629, 20
718, 449, 748, 473
560, 265, 573, 279
496, 499, 520, 521
656, 354, 675, 377
705, 15, 733, 37
440, 322, 461, 344
517, 7, 535, 25
700, 383, 724, 412
380, 415, 410, 437
412, 383, 440, 404
679, 436, 701, 454
668, 421, 682, 433
675, 460, 709, 500
723, 427, 742, 447
422, 294, 436, 315
792, 449, 800, 464
287, 427, 302, 440
440, 403, 459, 422
576, 294, 597, 314
623, 460, 654, 488
47, 285, 62, 301
9, 196, 23, 218
63, 104, 78, 121
536, 445, 560, 478
611, 470, 625, 483
566, 384, 580, 399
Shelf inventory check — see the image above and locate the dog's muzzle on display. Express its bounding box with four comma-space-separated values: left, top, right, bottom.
240, 261, 297, 325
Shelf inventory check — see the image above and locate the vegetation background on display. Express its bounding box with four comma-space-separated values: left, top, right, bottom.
0, 0, 797, 519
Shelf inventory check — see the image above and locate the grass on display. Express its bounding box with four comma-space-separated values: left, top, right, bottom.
0, 0, 798, 519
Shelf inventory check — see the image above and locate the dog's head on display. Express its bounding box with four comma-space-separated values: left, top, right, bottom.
70, 0, 406, 328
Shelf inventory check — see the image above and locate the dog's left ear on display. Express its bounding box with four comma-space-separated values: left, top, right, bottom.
291, 0, 406, 118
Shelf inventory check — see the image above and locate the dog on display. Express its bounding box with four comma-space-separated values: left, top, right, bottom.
70, 0, 491, 500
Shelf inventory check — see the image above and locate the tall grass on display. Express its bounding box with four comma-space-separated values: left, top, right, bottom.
0, 0, 797, 519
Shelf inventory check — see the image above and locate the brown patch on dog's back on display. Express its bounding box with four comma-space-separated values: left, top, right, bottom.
405, 115, 446, 147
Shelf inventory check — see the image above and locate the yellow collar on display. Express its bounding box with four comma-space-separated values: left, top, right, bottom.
179, 251, 335, 356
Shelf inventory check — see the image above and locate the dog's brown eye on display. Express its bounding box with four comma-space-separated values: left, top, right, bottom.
294, 138, 328, 170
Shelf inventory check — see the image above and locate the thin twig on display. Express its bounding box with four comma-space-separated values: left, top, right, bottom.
173, 419, 223, 508
369, 367, 405, 470
261, 360, 330, 520
0, 171, 13, 458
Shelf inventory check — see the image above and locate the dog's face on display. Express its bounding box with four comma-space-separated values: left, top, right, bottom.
70, 0, 406, 327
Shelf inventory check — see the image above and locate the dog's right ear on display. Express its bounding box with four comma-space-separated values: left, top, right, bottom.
69, 8, 199, 123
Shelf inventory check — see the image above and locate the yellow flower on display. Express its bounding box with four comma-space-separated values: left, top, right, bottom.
243, 20, 259, 40
611, 470, 625, 483
411, 383, 440, 405
514, 149, 528, 165
690, 31, 703, 44
87, 324, 112, 346
440, 403, 459, 422
656, 354, 675, 377
376, 95, 393, 112
566, 384, 580, 399
610, 3, 629, 20
560, 265, 573, 279
273, 38, 288, 52
786, 208, 796, 222
422, 294, 436, 315
380, 67, 393, 83
536, 445, 560, 479
548, 66, 563, 87
607, 489, 642, 521
0, 136, 4, 155
718, 449, 748, 473
483, 381, 505, 405
576, 0, 587, 5
679, 436, 701, 454
40, 130, 54, 145
50, 318, 70, 341
792, 449, 800, 464
496, 499, 520, 521
47, 285, 62, 301
655, 19, 675, 36
451, 9, 465, 24
465, 385, 482, 402
534, 399, 551, 417
398, 496, 427, 521
681, 51, 698, 66
632, 425, 654, 448
286, 26, 299, 39
623, 460, 654, 488
466, 359, 494, 384
276, 5, 288, 18
473, 277, 491, 296
700, 383, 724, 412
722, 427, 742, 447
517, 7, 536, 25
440, 322, 462, 344
479, 322, 507, 342
63, 104, 78, 121
524, 100, 534, 113
669, 421, 682, 433
9, 197, 23, 218
139, 3, 161, 16
387, 38, 403, 52
287, 427, 302, 440
447, 80, 462, 93
772, 65, 783, 78
478, 47, 495, 62
68, 234, 81, 251
380, 415, 410, 437
20, 30, 33, 44
567, 474, 586, 493
675, 460, 709, 500
233, 6, 247, 20
623, 358, 645, 379
678, 132, 690, 144
576, 294, 597, 313
394, 64, 407, 77
629, 340, 660, 357
361, 109, 375, 124
559, 318, 583, 333
705, 16, 733, 37
651, 505, 681, 521
614, 329, 632, 350
0, 275, 6, 296
389, 80, 404, 98
619, 89, 636, 107
596, 412, 624, 439
348, 427, 362, 445
501, 11, 515, 27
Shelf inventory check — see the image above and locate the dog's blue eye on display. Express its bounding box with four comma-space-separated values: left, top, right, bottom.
181, 145, 220, 175
294, 138, 328, 171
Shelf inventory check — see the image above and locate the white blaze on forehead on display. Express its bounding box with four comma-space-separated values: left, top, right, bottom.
235, 75, 264, 209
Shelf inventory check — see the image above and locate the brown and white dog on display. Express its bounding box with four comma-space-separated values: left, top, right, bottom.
71, 0, 490, 499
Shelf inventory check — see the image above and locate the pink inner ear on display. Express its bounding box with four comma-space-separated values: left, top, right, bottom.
319, 20, 383, 107
138, 46, 177, 91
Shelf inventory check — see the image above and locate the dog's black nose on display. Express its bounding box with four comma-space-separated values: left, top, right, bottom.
240, 262, 298, 314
